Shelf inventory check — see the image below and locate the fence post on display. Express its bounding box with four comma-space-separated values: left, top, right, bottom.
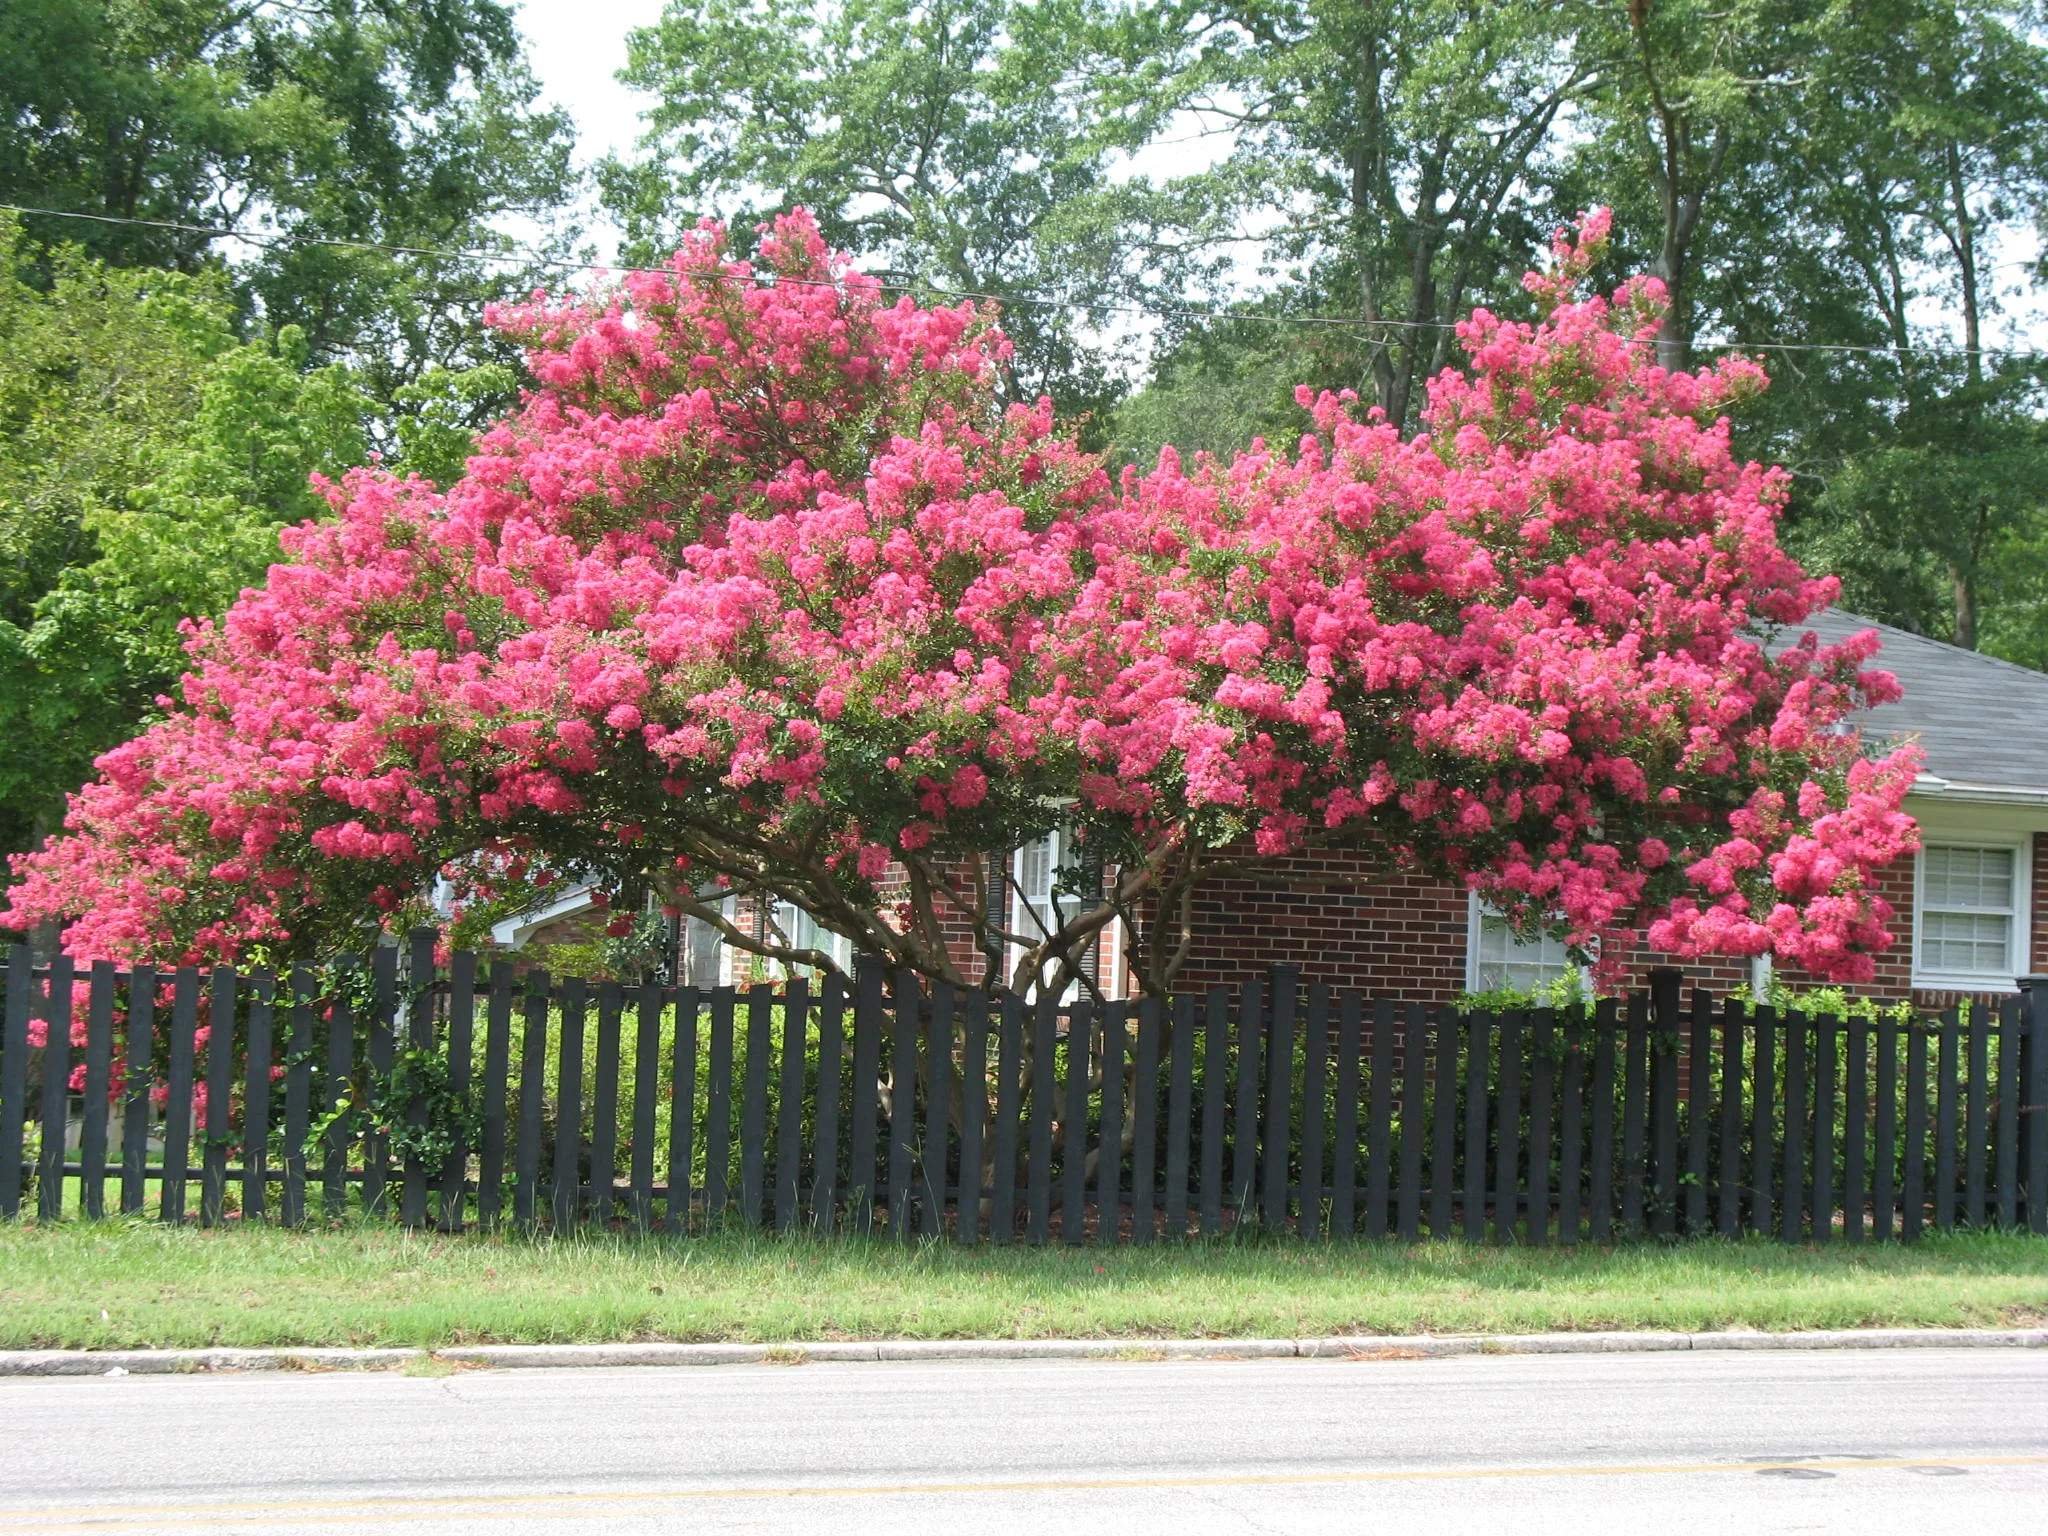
2023, 977, 2048, 1234
1647, 969, 1681, 1238
400, 928, 437, 1229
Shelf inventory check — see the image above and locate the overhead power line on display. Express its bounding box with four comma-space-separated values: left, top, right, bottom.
6, 201, 2047, 364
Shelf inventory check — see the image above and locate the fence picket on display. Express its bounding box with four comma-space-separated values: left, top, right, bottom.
400, 929, 436, 1228
810, 976, 845, 1235
958, 990, 988, 1244
888, 970, 919, 1241
279, 971, 312, 1227
1525, 1011, 1554, 1247
740, 985, 771, 1228
1199, 989, 1227, 1236
1621, 995, 1648, 1236
1026, 995, 1056, 1245
1813, 1013, 1837, 1243
778, 978, 810, 1234
1965, 1004, 1988, 1228
1935, 1010, 1959, 1233
1558, 1016, 1583, 1246
1750, 1006, 1776, 1238
552, 978, 587, 1231
1231, 977, 1263, 1225
80, 962, 115, 1219
477, 964, 513, 1230
1398, 1002, 1426, 1243
1903, 1019, 1927, 1241
241, 970, 273, 1222
1717, 1000, 1743, 1238
1782, 1011, 1808, 1242
2028, 996, 2048, 1233
1463, 1012, 1488, 1243
1845, 1018, 1868, 1243
589, 981, 623, 1227
1685, 988, 1711, 1235
668, 986, 700, 1235
1366, 997, 1395, 1238
921, 982, 950, 1240
988, 993, 1022, 1243
848, 964, 883, 1236
365, 946, 397, 1218
0, 949, 27, 1219
1995, 997, 2019, 1229
319, 970, 351, 1222
1494, 1011, 1523, 1244
161, 969, 199, 1223
122, 967, 157, 1218
1096, 1001, 1126, 1244
513, 971, 548, 1231
1588, 1000, 1618, 1243
1333, 994, 1361, 1237
1262, 971, 1295, 1231
705, 986, 735, 1225
441, 951, 476, 1231
1130, 997, 1161, 1244
1061, 1002, 1092, 1244
1301, 985, 1328, 1238
199, 966, 232, 1227
631, 980, 661, 1232
1431, 1006, 1458, 1238
39, 957, 75, 1220
1874, 1016, 1898, 1240
1649, 977, 1678, 1238
1163, 999, 1196, 1236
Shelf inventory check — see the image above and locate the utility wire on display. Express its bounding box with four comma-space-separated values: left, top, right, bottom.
7, 201, 2048, 364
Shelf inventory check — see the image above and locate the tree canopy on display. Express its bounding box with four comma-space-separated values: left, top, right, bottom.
4, 210, 1919, 992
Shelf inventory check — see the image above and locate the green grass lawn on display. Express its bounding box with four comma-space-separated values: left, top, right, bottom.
1, 1221, 2043, 1350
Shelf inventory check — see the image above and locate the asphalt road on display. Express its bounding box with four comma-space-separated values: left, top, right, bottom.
1, 1348, 2043, 1533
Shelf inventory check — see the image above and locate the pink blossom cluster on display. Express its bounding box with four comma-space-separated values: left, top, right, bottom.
4, 208, 1919, 984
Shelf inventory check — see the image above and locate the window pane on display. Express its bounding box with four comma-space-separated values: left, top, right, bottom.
1919, 909, 2010, 975
1923, 846, 2014, 911
1020, 836, 1053, 903
1476, 909, 1570, 990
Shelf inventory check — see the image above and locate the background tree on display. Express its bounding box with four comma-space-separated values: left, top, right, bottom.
601, 0, 1138, 424
0, 0, 579, 403
0, 215, 369, 861
1093, 0, 1594, 433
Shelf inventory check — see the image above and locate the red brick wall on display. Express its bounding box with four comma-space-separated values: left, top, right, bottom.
1165, 830, 2041, 1008
1166, 853, 1748, 1002
705, 821, 2048, 1008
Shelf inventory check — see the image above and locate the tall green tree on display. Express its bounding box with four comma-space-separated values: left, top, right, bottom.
1095, 0, 1594, 431
0, 217, 369, 859
601, 0, 1134, 420
0, 1, 578, 400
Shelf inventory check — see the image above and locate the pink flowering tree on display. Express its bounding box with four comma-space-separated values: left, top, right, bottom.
4, 207, 1917, 997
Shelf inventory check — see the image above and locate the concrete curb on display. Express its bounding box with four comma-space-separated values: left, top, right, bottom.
3, 1328, 2043, 1377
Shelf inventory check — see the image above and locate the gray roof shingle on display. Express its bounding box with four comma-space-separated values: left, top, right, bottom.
1788, 609, 2048, 795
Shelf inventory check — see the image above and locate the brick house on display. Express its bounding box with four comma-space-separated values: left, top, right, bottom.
494, 610, 2048, 1007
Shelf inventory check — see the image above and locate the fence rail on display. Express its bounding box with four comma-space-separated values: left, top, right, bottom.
3, 933, 2045, 1242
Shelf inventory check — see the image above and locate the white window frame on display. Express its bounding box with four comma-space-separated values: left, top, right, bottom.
1464, 893, 1586, 996
1008, 821, 1122, 1000
770, 897, 853, 979
1911, 832, 2030, 994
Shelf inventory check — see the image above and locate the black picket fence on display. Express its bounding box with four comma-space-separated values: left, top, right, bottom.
3, 931, 2046, 1242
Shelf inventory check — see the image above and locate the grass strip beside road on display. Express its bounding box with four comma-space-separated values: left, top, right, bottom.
0, 1222, 2042, 1351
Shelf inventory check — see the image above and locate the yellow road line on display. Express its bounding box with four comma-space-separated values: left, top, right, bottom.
3, 1453, 2044, 1531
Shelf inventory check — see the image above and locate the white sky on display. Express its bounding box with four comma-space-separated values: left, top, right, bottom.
516, 0, 670, 265
510, 1, 2044, 365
